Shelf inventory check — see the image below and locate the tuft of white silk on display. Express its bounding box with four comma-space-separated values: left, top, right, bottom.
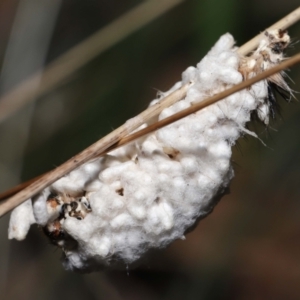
8, 32, 286, 272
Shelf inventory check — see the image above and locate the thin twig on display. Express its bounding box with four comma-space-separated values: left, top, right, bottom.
0, 0, 184, 123
113, 53, 300, 149
238, 6, 300, 55
1, 53, 300, 217
0, 81, 192, 200
1, 7, 299, 201
0, 7, 300, 215
0, 174, 43, 200
0, 82, 192, 216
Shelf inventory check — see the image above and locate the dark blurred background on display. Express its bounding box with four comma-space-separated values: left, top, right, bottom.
0, 0, 300, 299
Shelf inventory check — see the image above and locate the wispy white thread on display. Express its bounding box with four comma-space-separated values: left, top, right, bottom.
8, 30, 291, 272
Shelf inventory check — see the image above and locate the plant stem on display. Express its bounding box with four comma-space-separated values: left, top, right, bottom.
1, 53, 300, 217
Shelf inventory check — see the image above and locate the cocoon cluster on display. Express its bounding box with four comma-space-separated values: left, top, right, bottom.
8, 30, 291, 272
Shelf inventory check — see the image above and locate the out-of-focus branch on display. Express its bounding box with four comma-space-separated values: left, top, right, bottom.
1, 53, 300, 217
0, 5, 300, 216
0, 0, 61, 189
0, 0, 184, 123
